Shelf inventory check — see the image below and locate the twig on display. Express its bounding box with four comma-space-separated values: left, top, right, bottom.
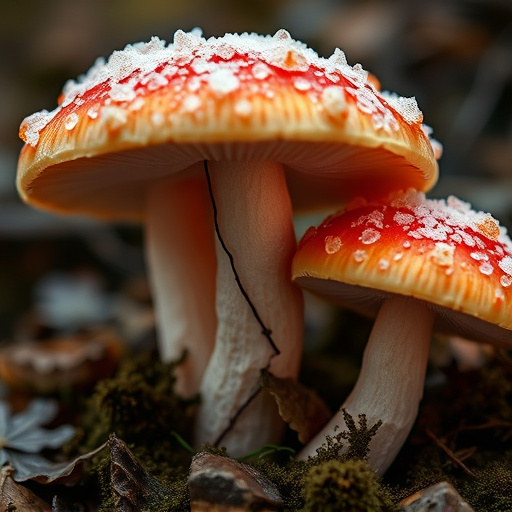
425, 427, 478, 478
452, 418, 512, 443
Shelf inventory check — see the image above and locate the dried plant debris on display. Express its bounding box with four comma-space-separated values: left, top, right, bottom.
335, 410, 382, 462
96, 434, 191, 512
0, 398, 107, 486
0, 466, 50, 511
398, 481, 474, 512
0, 328, 123, 394
260, 370, 331, 444
108, 435, 169, 512
188, 451, 283, 511
0, 399, 75, 482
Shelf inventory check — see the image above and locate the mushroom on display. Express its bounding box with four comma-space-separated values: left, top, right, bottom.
0, 329, 123, 394
292, 189, 512, 473
16, 30, 439, 455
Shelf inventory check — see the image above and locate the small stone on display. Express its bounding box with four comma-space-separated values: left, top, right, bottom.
188, 452, 283, 511
397, 481, 474, 512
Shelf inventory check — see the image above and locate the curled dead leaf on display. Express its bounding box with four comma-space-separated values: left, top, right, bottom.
189, 452, 282, 511
108, 434, 168, 512
260, 370, 331, 444
17, 441, 108, 484
0, 466, 50, 511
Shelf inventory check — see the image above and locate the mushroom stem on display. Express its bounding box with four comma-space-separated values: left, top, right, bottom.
299, 295, 434, 474
195, 160, 304, 456
146, 172, 217, 398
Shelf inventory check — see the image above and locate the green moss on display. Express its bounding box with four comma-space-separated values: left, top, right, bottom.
78, 350, 196, 471
459, 453, 512, 512
252, 457, 307, 511
72, 350, 197, 510
303, 459, 394, 512
253, 411, 391, 511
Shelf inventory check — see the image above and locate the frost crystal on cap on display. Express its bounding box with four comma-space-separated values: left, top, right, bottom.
20, 110, 58, 146
341, 189, 512, 288
19, 28, 433, 148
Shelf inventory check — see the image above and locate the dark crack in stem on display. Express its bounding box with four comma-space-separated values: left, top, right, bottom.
203, 160, 280, 356
203, 160, 280, 447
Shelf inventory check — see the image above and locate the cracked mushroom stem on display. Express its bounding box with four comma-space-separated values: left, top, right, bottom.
146, 173, 217, 398
195, 160, 304, 456
299, 295, 434, 474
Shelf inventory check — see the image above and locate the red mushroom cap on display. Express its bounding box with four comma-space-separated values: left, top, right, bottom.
17, 29, 439, 220
293, 189, 512, 347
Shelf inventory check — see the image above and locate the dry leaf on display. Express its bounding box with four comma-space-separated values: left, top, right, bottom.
24, 441, 108, 484
189, 452, 282, 511
260, 370, 331, 444
0, 466, 50, 511
398, 481, 474, 511
108, 434, 168, 512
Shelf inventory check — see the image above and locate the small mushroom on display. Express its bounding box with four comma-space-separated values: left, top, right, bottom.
293, 189, 512, 473
17, 30, 439, 454
0, 329, 123, 394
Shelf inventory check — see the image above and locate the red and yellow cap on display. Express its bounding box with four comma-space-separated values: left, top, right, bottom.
293, 189, 512, 346
17, 30, 439, 221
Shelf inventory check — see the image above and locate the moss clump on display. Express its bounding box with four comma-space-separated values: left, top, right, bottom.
73, 350, 197, 510
303, 459, 394, 512
253, 411, 392, 511
78, 350, 196, 469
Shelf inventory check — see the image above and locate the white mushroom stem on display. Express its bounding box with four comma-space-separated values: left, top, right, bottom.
146, 173, 217, 398
299, 295, 434, 474
195, 160, 304, 456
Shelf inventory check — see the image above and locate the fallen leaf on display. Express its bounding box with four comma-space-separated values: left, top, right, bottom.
398, 481, 474, 511
17, 441, 108, 484
260, 370, 331, 444
108, 434, 168, 512
0, 466, 50, 511
189, 452, 282, 511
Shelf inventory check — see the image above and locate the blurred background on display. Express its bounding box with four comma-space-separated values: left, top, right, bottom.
0, 0, 511, 340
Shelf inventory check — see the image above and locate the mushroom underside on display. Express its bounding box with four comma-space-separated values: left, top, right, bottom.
295, 277, 512, 349
20, 140, 428, 221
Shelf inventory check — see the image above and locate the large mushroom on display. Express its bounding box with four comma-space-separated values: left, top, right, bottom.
292, 188, 512, 473
16, 29, 439, 455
